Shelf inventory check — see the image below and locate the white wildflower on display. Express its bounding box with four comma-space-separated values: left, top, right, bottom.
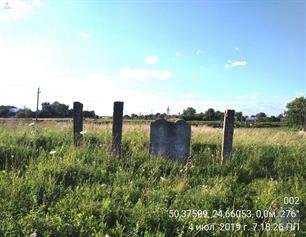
80, 130, 87, 135
49, 150, 56, 155
30, 233, 37, 237
105, 234, 111, 237
11, 155, 14, 158
160, 177, 166, 181
202, 185, 208, 190
29, 122, 35, 126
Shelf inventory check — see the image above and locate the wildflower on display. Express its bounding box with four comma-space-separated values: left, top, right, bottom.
11, 155, 14, 158
80, 130, 87, 135
105, 234, 111, 237
30, 233, 37, 237
29, 122, 35, 126
49, 150, 56, 155
160, 177, 166, 181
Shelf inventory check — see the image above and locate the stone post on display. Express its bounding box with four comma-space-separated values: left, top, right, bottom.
73, 102, 83, 146
112, 101, 124, 155
221, 109, 235, 164
304, 111, 306, 132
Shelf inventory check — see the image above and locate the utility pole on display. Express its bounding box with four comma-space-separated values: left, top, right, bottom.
36, 87, 41, 122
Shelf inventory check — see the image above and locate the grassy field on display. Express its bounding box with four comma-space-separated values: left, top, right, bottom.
0, 120, 305, 236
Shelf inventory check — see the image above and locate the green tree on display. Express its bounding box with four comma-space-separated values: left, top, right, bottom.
16, 108, 33, 118
215, 111, 224, 121
256, 112, 267, 122
285, 97, 306, 128
204, 108, 215, 121
182, 107, 196, 120
235, 112, 243, 122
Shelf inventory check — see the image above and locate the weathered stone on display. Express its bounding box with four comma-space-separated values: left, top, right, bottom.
149, 119, 191, 162
304, 111, 306, 132
221, 109, 235, 164
73, 101, 83, 146
112, 101, 124, 155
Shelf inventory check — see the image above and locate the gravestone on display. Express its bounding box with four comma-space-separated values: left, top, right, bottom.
112, 101, 124, 155
149, 119, 191, 162
221, 109, 235, 164
73, 101, 83, 146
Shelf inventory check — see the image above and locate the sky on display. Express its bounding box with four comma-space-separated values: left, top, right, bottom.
0, 0, 305, 116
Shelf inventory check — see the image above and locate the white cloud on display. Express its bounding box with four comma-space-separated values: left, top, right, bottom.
78, 32, 90, 40
225, 60, 247, 69
119, 68, 172, 81
175, 52, 181, 57
33, 0, 42, 7
234, 46, 239, 51
295, 91, 305, 96
144, 56, 159, 65
0, 0, 41, 22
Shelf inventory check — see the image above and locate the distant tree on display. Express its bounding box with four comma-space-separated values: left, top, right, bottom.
39, 102, 54, 118
52, 101, 69, 117
131, 113, 138, 119
83, 110, 96, 118
204, 108, 215, 121
16, 108, 33, 118
215, 111, 224, 121
182, 107, 196, 120
38, 101, 96, 118
235, 112, 243, 122
285, 97, 306, 128
268, 116, 280, 122
256, 112, 267, 122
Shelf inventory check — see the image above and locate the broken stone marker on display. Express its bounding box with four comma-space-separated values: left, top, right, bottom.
149, 119, 191, 162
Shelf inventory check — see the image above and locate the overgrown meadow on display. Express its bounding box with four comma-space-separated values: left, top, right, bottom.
0, 120, 305, 237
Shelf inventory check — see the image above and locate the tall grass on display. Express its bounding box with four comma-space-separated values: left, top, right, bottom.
0, 121, 305, 236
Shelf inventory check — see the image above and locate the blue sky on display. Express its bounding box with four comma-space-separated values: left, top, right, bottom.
0, 0, 305, 116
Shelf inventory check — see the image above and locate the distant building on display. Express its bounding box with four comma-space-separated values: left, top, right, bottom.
8, 107, 22, 117
245, 116, 258, 122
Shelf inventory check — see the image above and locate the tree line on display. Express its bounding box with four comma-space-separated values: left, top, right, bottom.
0, 97, 305, 128
0, 101, 96, 119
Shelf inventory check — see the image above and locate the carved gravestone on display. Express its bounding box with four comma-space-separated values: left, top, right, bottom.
149, 119, 191, 162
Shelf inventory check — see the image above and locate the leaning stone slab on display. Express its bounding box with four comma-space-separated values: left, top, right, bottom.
149, 119, 191, 162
